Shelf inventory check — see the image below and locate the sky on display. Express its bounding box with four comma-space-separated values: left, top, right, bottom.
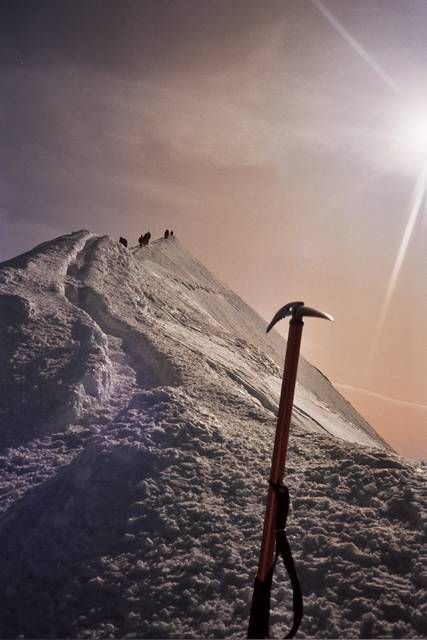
1, 0, 426, 459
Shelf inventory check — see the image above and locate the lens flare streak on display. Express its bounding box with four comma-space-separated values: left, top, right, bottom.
367, 159, 427, 367
311, 0, 401, 96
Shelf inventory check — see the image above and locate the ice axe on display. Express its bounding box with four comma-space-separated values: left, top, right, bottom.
247, 301, 333, 639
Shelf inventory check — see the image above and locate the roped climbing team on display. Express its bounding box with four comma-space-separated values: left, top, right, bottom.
119, 229, 174, 248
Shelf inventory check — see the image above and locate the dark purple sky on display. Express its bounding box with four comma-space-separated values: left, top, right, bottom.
1, 0, 426, 458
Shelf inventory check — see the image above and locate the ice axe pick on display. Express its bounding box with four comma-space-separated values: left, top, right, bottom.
248, 301, 333, 639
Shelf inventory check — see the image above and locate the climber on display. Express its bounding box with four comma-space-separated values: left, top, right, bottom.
164, 229, 170, 239
141, 232, 151, 246
119, 237, 128, 248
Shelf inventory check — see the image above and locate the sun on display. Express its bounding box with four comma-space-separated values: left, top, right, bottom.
397, 113, 427, 155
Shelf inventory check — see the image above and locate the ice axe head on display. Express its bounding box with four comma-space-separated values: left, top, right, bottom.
266, 301, 334, 333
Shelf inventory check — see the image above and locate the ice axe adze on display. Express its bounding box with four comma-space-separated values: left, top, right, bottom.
247, 301, 333, 639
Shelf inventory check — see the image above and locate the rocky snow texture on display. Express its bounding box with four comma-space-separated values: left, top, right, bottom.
0, 230, 425, 639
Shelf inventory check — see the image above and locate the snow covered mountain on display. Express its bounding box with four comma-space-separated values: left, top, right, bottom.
0, 230, 425, 639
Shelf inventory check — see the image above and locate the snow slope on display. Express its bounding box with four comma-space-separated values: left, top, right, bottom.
0, 231, 425, 639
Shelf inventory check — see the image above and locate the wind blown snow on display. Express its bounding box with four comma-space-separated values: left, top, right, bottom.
0, 231, 425, 638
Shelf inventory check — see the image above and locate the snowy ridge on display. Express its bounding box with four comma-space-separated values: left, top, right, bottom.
0, 231, 112, 439
0, 231, 425, 639
135, 237, 392, 451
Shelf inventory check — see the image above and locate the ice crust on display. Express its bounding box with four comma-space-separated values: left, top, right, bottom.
0, 231, 425, 639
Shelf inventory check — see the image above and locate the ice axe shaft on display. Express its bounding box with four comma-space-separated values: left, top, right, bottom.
257, 317, 303, 582
248, 302, 333, 639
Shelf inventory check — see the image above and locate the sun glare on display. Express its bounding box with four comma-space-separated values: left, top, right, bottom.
405, 119, 427, 150
396, 114, 427, 155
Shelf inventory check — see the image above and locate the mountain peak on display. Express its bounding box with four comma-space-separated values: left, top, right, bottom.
0, 231, 423, 639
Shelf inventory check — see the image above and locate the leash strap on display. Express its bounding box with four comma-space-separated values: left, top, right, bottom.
247, 484, 303, 639
273, 483, 303, 638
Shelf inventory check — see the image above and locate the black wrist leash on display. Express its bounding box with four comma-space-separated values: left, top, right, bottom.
247, 484, 303, 639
